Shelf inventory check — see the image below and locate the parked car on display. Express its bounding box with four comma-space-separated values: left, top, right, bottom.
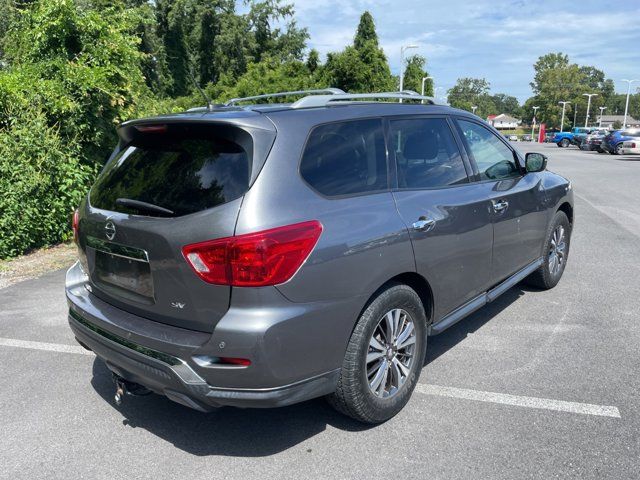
572, 127, 594, 147
544, 132, 555, 143
506, 134, 518, 141
553, 127, 590, 147
602, 129, 640, 155
66, 89, 574, 424
521, 134, 533, 142
552, 131, 573, 147
580, 129, 608, 152
621, 140, 640, 155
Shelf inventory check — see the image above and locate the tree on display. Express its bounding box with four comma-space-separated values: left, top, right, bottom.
447, 77, 494, 117
0, 0, 148, 257
492, 93, 522, 118
322, 11, 394, 92
306, 48, 320, 73
353, 11, 377, 49
529, 52, 616, 128
208, 56, 320, 102
1, 0, 152, 165
156, 0, 307, 96
402, 55, 432, 95
612, 120, 622, 130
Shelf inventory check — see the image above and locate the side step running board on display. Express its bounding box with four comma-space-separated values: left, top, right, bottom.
429, 257, 543, 335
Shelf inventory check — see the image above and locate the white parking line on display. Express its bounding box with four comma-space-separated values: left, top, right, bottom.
0, 337, 92, 356
0, 336, 622, 419
416, 384, 621, 418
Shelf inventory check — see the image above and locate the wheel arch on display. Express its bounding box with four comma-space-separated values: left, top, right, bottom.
557, 201, 573, 225
357, 272, 435, 328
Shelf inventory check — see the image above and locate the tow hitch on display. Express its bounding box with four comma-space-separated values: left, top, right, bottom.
112, 373, 151, 406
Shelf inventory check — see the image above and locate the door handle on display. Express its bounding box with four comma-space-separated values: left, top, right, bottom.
492, 200, 509, 213
412, 218, 436, 232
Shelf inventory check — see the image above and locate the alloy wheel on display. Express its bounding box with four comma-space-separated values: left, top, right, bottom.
548, 225, 566, 275
366, 309, 416, 398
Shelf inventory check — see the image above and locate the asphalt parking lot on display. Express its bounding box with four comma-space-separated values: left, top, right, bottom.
1, 143, 639, 479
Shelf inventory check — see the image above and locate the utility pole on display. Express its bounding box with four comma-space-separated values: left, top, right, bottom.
583, 93, 598, 127
531, 106, 539, 138
421, 76, 433, 104
559, 101, 570, 132
399, 44, 418, 103
621, 79, 639, 129
598, 106, 606, 128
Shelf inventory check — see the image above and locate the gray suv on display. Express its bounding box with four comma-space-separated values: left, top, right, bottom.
66, 89, 573, 423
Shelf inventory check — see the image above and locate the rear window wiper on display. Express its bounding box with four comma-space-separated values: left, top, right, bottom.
116, 198, 174, 216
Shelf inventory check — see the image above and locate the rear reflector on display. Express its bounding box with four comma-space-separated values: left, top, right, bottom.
72, 209, 79, 244
220, 357, 251, 366
182, 220, 323, 287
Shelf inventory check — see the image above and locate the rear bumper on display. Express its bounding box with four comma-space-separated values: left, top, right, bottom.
65, 262, 341, 411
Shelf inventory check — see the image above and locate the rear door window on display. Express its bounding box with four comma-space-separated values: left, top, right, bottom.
389, 118, 469, 189
300, 119, 387, 196
90, 124, 250, 217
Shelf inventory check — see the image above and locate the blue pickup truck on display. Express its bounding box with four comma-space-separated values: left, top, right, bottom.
552, 127, 592, 147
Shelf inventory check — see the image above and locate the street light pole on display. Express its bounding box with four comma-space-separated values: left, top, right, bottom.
621, 79, 639, 129
471, 106, 478, 115
598, 106, 606, 128
434, 86, 444, 102
531, 106, 539, 139
421, 76, 433, 104
559, 101, 570, 132
583, 93, 598, 127
399, 44, 418, 103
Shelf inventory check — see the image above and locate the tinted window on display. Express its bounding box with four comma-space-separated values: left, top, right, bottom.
389, 118, 468, 189
91, 125, 250, 217
300, 119, 387, 196
457, 120, 520, 180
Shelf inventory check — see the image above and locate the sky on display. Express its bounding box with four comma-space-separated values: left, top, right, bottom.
278, 0, 640, 102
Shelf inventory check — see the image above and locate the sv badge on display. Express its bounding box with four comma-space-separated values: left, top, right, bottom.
171, 302, 186, 309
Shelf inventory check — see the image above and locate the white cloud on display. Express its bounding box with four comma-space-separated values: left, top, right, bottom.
281, 0, 640, 101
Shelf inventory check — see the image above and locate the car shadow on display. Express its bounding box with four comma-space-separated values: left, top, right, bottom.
90, 359, 371, 457
425, 285, 530, 365
89, 283, 532, 456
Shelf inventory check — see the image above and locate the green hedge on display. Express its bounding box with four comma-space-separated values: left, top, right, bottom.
0, 109, 92, 258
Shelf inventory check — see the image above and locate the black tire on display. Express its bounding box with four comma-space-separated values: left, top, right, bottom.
327, 284, 427, 424
526, 211, 571, 290
615, 143, 623, 155
561, 138, 570, 148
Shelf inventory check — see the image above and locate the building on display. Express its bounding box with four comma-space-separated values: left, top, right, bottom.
486, 113, 521, 129
596, 115, 640, 129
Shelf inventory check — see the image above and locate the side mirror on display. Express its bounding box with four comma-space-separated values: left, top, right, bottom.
525, 152, 547, 173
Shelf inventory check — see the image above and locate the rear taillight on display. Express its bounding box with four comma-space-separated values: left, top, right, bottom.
631, 143, 637, 148
72, 209, 79, 244
182, 220, 323, 287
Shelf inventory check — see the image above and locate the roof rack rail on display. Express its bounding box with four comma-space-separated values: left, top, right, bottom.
225, 88, 346, 106
290, 90, 439, 109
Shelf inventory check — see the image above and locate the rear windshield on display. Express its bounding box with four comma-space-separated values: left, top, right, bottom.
90, 124, 251, 217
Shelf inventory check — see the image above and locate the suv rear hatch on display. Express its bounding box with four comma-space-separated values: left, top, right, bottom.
76, 114, 276, 332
